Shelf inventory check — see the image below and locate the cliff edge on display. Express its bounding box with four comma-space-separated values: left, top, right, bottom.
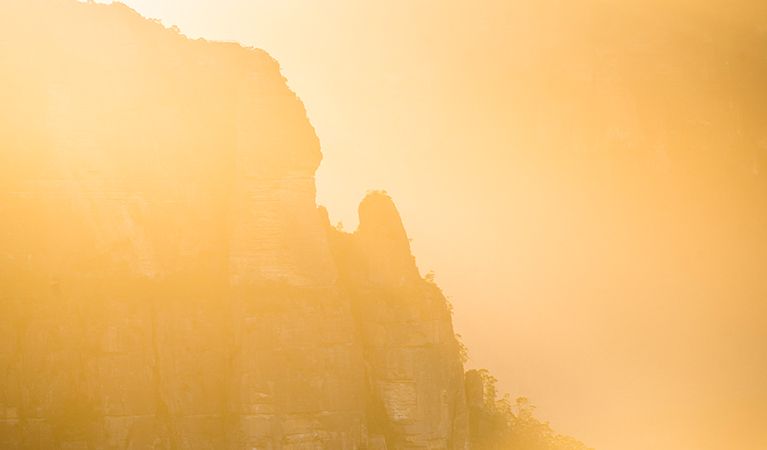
0, 2, 467, 450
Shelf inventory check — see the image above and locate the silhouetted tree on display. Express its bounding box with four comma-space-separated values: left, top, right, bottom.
467, 370, 594, 450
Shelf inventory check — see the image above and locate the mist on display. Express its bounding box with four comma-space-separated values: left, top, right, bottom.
12, 1, 767, 449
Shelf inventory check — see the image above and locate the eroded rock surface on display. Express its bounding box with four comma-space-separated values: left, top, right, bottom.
322, 193, 469, 450
0, 2, 467, 450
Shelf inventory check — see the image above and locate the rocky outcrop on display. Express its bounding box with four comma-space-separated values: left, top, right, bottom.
0, 2, 467, 450
321, 193, 469, 450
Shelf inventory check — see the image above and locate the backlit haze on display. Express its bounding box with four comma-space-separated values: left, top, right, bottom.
94, 1, 767, 449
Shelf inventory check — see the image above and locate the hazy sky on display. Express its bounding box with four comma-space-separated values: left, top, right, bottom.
92, 2, 767, 449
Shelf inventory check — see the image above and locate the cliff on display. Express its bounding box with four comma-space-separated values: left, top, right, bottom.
0, 2, 467, 449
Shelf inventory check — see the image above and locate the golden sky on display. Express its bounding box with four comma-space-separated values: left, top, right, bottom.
95, 1, 767, 449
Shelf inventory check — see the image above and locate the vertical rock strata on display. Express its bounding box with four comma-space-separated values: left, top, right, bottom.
321, 194, 469, 450
0, 1, 467, 450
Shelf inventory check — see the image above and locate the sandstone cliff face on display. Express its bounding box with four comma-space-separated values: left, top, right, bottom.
321, 194, 469, 450
0, 2, 466, 449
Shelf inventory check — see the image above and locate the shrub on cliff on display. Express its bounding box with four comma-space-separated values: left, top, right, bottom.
467, 369, 594, 450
